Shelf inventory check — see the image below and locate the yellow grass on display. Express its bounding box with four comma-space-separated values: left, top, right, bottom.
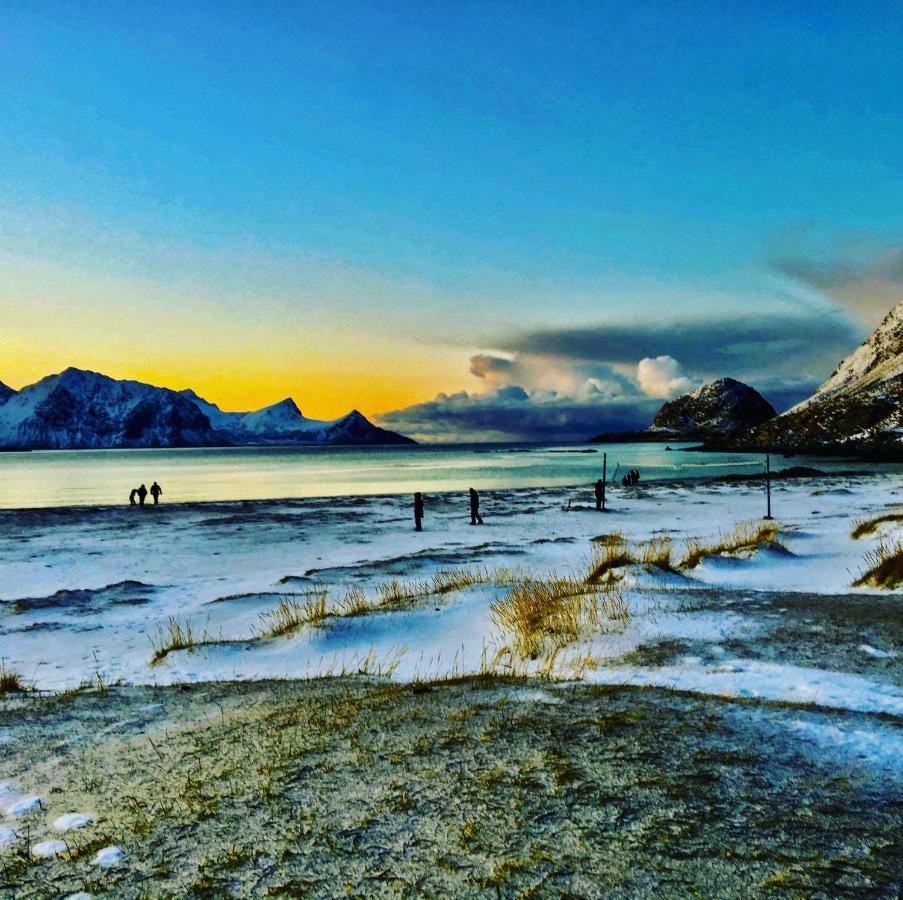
680, 521, 780, 570
854, 540, 903, 589
489, 576, 628, 660
257, 590, 329, 637
0, 660, 28, 695
150, 617, 203, 664
851, 512, 903, 539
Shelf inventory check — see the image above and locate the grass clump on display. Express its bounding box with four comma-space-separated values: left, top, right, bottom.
150, 617, 203, 664
588, 533, 632, 581
681, 521, 780, 570
589, 532, 677, 581
851, 512, 903, 539
490, 576, 628, 660
853, 540, 903, 589
0, 660, 29, 696
257, 590, 328, 637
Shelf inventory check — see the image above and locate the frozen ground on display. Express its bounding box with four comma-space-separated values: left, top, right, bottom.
1, 473, 899, 691
1, 472, 901, 895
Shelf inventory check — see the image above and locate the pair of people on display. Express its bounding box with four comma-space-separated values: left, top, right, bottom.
622, 469, 640, 487
129, 482, 162, 506
413, 487, 483, 531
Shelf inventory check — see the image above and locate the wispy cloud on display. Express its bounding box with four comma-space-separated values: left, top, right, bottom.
769, 230, 903, 327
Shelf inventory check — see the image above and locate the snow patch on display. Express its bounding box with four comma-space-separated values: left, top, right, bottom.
54, 812, 94, 831
8, 795, 43, 816
0, 826, 17, 848
32, 839, 67, 858
93, 845, 126, 867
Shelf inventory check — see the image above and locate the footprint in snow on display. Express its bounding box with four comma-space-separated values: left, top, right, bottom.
54, 813, 93, 831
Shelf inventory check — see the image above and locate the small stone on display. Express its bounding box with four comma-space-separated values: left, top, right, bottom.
33, 839, 67, 858
93, 845, 125, 868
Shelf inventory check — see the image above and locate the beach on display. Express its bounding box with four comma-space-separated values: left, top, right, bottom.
2, 470, 902, 895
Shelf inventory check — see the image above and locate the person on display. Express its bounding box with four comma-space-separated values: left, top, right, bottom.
150, 481, 163, 505
594, 479, 605, 511
137, 483, 148, 506
129, 488, 138, 506
413, 492, 424, 532
469, 487, 483, 525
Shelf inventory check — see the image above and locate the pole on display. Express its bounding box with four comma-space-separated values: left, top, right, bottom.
602, 452, 607, 512
764, 454, 773, 520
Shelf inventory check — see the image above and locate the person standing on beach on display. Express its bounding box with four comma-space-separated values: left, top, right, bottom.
594, 479, 605, 511
129, 488, 138, 506
137, 484, 148, 506
413, 492, 424, 532
469, 488, 483, 525
150, 482, 163, 505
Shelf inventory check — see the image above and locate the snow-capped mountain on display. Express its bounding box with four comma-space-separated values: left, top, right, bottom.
649, 378, 776, 437
722, 300, 903, 457
0, 369, 415, 449
181, 390, 415, 446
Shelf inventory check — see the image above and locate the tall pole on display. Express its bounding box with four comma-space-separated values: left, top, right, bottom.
764, 454, 773, 520
602, 453, 607, 512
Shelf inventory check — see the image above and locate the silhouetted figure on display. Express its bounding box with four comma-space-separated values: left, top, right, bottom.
137, 484, 148, 506
621, 469, 640, 487
414, 492, 424, 532
469, 488, 484, 525
594, 479, 605, 511
129, 488, 138, 506
150, 482, 163, 505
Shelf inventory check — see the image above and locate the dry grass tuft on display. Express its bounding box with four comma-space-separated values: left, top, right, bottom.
587, 533, 632, 582
490, 577, 628, 660
150, 617, 203, 664
853, 540, 903, 589
851, 512, 903, 540
0, 660, 29, 695
681, 521, 780, 570
258, 590, 328, 637
640, 535, 675, 573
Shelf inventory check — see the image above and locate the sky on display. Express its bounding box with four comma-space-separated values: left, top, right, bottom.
1, 1, 901, 440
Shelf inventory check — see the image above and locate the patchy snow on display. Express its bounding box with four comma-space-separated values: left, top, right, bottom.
785, 717, 903, 776
859, 644, 898, 659
93, 845, 126, 867
32, 839, 67, 858
0, 826, 17, 848
54, 812, 93, 831
7, 796, 43, 816
585, 659, 903, 717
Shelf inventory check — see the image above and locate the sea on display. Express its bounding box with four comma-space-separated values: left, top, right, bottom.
1, 442, 899, 510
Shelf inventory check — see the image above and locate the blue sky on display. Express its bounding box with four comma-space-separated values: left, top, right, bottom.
1, 1, 901, 437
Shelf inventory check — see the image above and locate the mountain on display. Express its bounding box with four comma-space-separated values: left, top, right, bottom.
181, 390, 415, 446
0, 369, 415, 449
649, 378, 777, 437
0, 381, 15, 405
722, 300, 903, 457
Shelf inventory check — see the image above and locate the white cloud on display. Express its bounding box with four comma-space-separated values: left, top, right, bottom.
636, 355, 701, 399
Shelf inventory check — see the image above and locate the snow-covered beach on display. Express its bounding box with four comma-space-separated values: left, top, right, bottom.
2, 470, 901, 895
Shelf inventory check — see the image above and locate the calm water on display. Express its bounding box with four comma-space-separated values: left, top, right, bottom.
0, 443, 897, 509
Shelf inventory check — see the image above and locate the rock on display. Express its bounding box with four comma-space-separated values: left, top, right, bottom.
719, 300, 903, 458
650, 378, 776, 437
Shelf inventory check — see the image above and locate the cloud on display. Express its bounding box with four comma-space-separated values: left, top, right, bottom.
769, 232, 903, 327
636, 355, 701, 399
378, 386, 659, 443
502, 312, 863, 382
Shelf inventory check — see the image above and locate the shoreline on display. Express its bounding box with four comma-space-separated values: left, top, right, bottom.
0, 463, 894, 515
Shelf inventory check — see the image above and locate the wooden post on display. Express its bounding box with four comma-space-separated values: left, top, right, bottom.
602, 452, 607, 512
764, 454, 773, 520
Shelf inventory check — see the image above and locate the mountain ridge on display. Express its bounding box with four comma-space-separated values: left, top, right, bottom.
713, 300, 903, 459
0, 369, 415, 449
